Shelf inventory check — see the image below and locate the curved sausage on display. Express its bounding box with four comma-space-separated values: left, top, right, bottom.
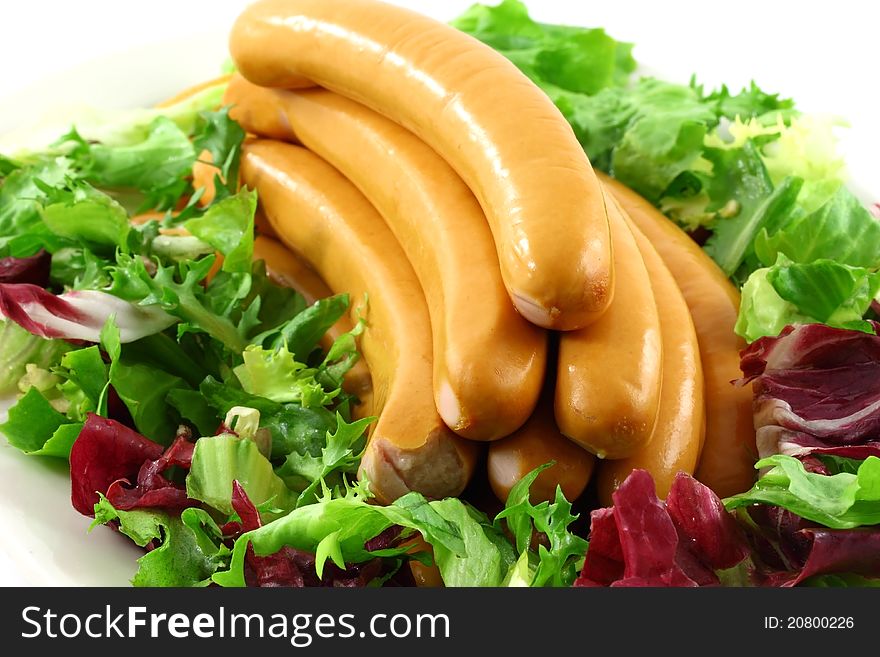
599, 173, 756, 498
252, 235, 372, 404
226, 77, 547, 441
229, 0, 613, 330
597, 199, 706, 504
555, 188, 662, 459
488, 388, 595, 504
154, 74, 231, 109
240, 140, 479, 503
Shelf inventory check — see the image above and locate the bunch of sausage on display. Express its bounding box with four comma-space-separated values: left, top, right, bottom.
224, 0, 756, 505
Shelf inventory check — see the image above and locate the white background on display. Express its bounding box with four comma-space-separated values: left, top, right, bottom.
0, 0, 877, 585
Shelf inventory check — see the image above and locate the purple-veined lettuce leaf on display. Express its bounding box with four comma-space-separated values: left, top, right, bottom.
740, 506, 880, 586
0, 283, 176, 343
69, 413, 191, 516
574, 470, 750, 587
739, 322, 880, 459
0, 250, 50, 286
104, 428, 196, 512
574, 468, 880, 587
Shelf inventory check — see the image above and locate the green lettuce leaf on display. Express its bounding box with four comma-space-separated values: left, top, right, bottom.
0, 387, 69, 454
735, 257, 880, 342
1, 337, 106, 457
610, 107, 714, 202
701, 155, 800, 279
252, 293, 350, 358
109, 252, 248, 353
724, 455, 880, 529
0, 320, 71, 395
58, 346, 109, 410
754, 186, 880, 268
60, 116, 195, 211
315, 317, 365, 395
494, 463, 588, 587
165, 389, 221, 437
186, 432, 296, 518
761, 114, 847, 212
99, 318, 185, 443
92, 495, 228, 587
769, 260, 880, 329
451, 0, 634, 95
0, 157, 74, 249
39, 181, 131, 254
212, 482, 470, 588
199, 378, 337, 459
699, 81, 794, 121
424, 498, 516, 587
275, 413, 374, 506
243, 259, 308, 338
803, 573, 880, 588
49, 246, 112, 290
233, 344, 336, 408
183, 188, 256, 273
191, 106, 246, 201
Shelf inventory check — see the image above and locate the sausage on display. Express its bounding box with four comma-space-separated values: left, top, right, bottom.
252, 235, 372, 404
596, 198, 706, 504
598, 173, 756, 498
555, 187, 662, 459
154, 74, 231, 108
229, 0, 613, 330
226, 77, 547, 441
488, 387, 595, 504
405, 536, 444, 588
240, 140, 479, 503
191, 150, 220, 207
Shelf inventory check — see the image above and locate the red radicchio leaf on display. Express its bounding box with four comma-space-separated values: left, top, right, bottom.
666, 472, 751, 571
0, 283, 85, 339
231, 479, 262, 532
0, 283, 176, 342
575, 471, 754, 588
0, 250, 51, 286
611, 470, 697, 587
70, 413, 165, 515
575, 470, 699, 587
739, 323, 880, 460
104, 428, 196, 511
573, 508, 622, 587
745, 505, 880, 586
787, 528, 880, 586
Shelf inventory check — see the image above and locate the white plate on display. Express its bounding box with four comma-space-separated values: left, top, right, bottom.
0, 0, 878, 586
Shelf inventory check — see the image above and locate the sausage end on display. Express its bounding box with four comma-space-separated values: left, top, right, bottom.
358, 430, 477, 504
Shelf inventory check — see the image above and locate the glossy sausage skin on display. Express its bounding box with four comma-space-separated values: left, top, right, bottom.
252, 235, 372, 403
597, 199, 706, 504
488, 389, 595, 504
599, 173, 756, 498
241, 140, 479, 503
229, 0, 613, 330
226, 77, 547, 441
555, 188, 662, 459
